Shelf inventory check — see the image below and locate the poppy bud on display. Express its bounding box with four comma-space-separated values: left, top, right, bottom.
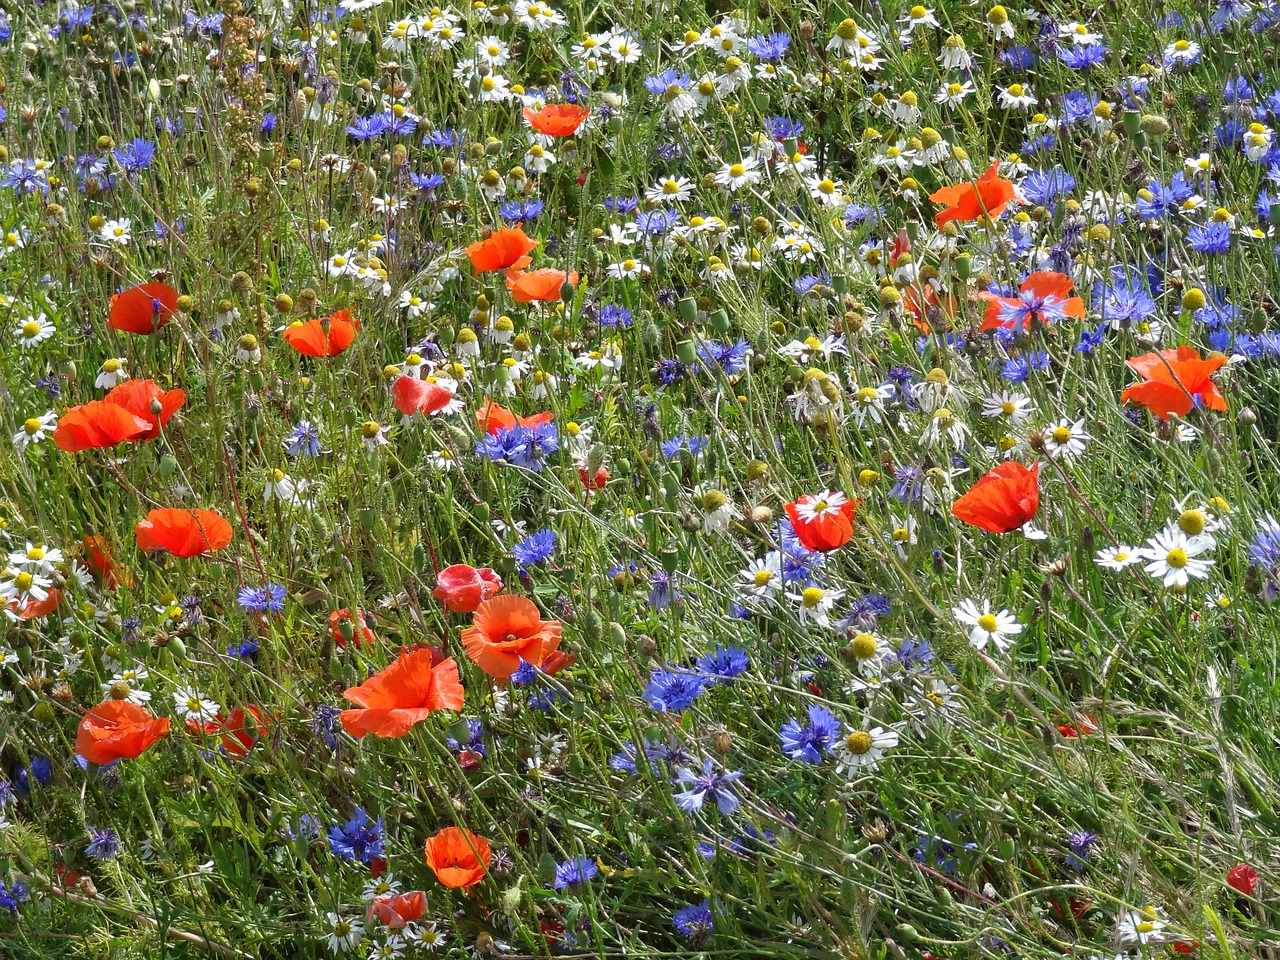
157, 454, 178, 478
33, 701, 56, 724
167, 638, 186, 660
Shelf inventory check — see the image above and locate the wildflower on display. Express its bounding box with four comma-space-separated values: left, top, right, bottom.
696, 646, 750, 682
673, 758, 743, 814
52, 401, 151, 452
524, 103, 589, 136
390, 376, 453, 420
980, 272, 1084, 334
1136, 527, 1214, 588
102, 379, 186, 439
951, 461, 1041, 535
134, 508, 233, 557
512, 528, 557, 568
285, 420, 324, 458
552, 856, 598, 890
218, 706, 272, 758
174, 687, 221, 726
340, 648, 464, 738
779, 704, 841, 763
466, 227, 538, 274
282, 310, 360, 357
14, 313, 53, 349
508, 267, 576, 303
14, 411, 57, 451
237, 583, 287, 613
787, 585, 844, 628
672, 899, 715, 942
75, 700, 170, 765
1227, 863, 1259, 896
1117, 906, 1166, 945
461, 595, 564, 680
1042, 419, 1091, 460
644, 669, 708, 711
433, 565, 504, 613
1095, 545, 1141, 570
832, 724, 899, 774
328, 808, 386, 864
1120, 347, 1227, 420
99, 217, 133, 245
85, 827, 122, 861
424, 826, 490, 889
107, 283, 178, 335
737, 553, 783, 605
784, 490, 857, 552
930, 161, 1017, 226
95, 358, 128, 389
953, 599, 1022, 652
367, 891, 428, 930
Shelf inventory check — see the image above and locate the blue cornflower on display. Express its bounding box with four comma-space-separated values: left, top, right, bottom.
648, 572, 677, 609
311, 704, 342, 749
643, 669, 708, 712
1135, 172, 1193, 221
408, 171, 446, 193
477, 423, 560, 472
598, 304, 633, 327
602, 195, 639, 214
1059, 42, 1106, 69
446, 719, 487, 757
634, 209, 678, 234
696, 338, 749, 375
113, 139, 157, 175
345, 113, 392, 141
227, 637, 260, 660
914, 832, 979, 875
643, 68, 691, 96
1064, 830, 1100, 870
843, 203, 882, 227
1188, 221, 1233, 255
661, 435, 707, 457
511, 659, 540, 685
1217, 119, 1247, 147
1021, 166, 1075, 205
895, 638, 934, 671
673, 758, 742, 815
746, 32, 791, 60
1021, 134, 1056, 156
764, 115, 804, 140
696, 646, 750, 682
1060, 90, 1100, 124
237, 582, 286, 613
85, 826, 121, 861
999, 45, 1038, 70
423, 127, 459, 148
0, 781, 15, 807
0, 879, 29, 912
656, 358, 690, 385
794, 272, 832, 296
1074, 323, 1108, 354
327, 807, 385, 864
2, 159, 48, 195
499, 198, 545, 223
779, 704, 840, 763
513, 528, 557, 568
1225, 76, 1255, 103
281, 814, 322, 841
261, 113, 278, 134
1096, 273, 1157, 328
1248, 514, 1280, 601
284, 420, 323, 458
672, 899, 715, 941
553, 856, 599, 890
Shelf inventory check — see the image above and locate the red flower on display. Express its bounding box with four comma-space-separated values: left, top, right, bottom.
432, 564, 504, 614
391, 375, 454, 418
475, 399, 554, 435
102, 379, 186, 440
783, 490, 858, 552
523, 103, 589, 137
80, 537, 131, 590
134, 508, 233, 557
329, 608, 378, 646
929, 161, 1018, 226
902, 282, 960, 335
465, 227, 538, 274
1120, 346, 1228, 420
1056, 713, 1097, 738
12, 588, 63, 620
217, 705, 272, 758
1173, 943, 1201, 955
506, 267, 578, 303
282, 309, 359, 357
367, 890, 428, 929
579, 466, 609, 490
108, 282, 179, 334
53, 400, 152, 452
339, 647, 465, 738
75, 700, 171, 765
978, 271, 1084, 334
461, 595, 563, 680
1227, 863, 1259, 896
951, 461, 1041, 534
424, 826, 490, 889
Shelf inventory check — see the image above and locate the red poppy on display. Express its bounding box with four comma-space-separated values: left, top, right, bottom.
579, 466, 610, 490
217, 705, 272, 758
134, 508, 233, 557
465, 227, 538, 274
433, 564, 504, 614
80, 536, 131, 589
1120, 346, 1228, 420
424, 826, 491, 889
75, 699, 171, 765
902, 282, 960, 335
339, 647, 466, 738
951, 461, 1041, 534
53, 401, 152, 452
12, 588, 63, 620
461, 595, 563, 680
783, 490, 858, 552
929, 161, 1018, 226
103, 379, 186, 440
391, 375, 454, 418
506, 267, 579, 304
1173, 943, 1201, 955
329, 608, 378, 646
1056, 712, 1097, 738
978, 271, 1084, 334
1227, 863, 1259, 896
108, 282, 179, 334
367, 890, 428, 929
523, 103, 589, 137
282, 309, 359, 357
475, 399, 554, 435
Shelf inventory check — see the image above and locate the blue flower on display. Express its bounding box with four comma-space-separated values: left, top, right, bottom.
423, 128, 459, 148
1059, 42, 1106, 69
285, 420, 324, 458
499, 198, 545, 223
696, 646, 750, 682
643, 68, 691, 96
643, 669, 708, 712
237, 582, 286, 613
446, 719, 487, 756
764, 115, 804, 139
0, 878, 29, 912
598, 304, 633, 327
1187, 221, 1232, 255
513, 528, 558, 568
327, 807, 385, 864
696, 338, 749, 375
477, 423, 560, 472
409, 171, 446, 193
672, 898, 715, 941
113, 139, 157, 175
1021, 166, 1075, 205
673, 758, 742, 814
345, 113, 392, 141
553, 855, 599, 890
779, 704, 840, 763
227, 637, 260, 660
746, 32, 791, 61
1064, 830, 1099, 870
85, 826, 121, 861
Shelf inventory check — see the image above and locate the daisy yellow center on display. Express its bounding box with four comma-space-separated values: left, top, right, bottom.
1001, 401, 1016, 415
1177, 509, 1206, 535
272, 469, 286, 482
910, 5, 926, 17
103, 358, 121, 372
333, 920, 351, 936
662, 179, 680, 193
481, 77, 496, 91
23, 418, 42, 435
622, 259, 637, 271
22, 321, 41, 337
108, 680, 132, 700
1008, 83, 1024, 97
362, 421, 382, 438
113, 226, 126, 236
1052, 426, 1072, 444
948, 83, 963, 95
1165, 548, 1188, 568
702, 489, 728, 511
977, 613, 999, 633
529, 145, 545, 158
817, 179, 835, 194
729, 163, 746, 178
845, 730, 872, 754
25, 547, 44, 561
1174, 39, 1189, 51
1136, 921, 1155, 933
801, 586, 824, 607
13, 572, 33, 591
753, 569, 773, 587
332, 255, 347, 267
1114, 551, 1129, 562
886, 147, 901, 158
893, 527, 910, 542
186, 696, 203, 713
851, 632, 878, 659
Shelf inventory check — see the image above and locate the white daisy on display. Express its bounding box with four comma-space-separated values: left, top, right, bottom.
952, 598, 1022, 652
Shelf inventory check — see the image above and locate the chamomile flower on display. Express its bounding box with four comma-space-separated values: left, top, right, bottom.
1042, 418, 1091, 460
13, 412, 57, 452
737, 552, 783, 605
953, 598, 1022, 652
1136, 527, 1214, 588
99, 218, 133, 245
787, 585, 844, 628
324, 913, 365, 954
8, 542, 63, 574
981, 390, 1034, 423
173, 687, 221, 725
832, 723, 898, 774
95, 358, 129, 388
1094, 544, 1140, 570
14, 314, 54, 350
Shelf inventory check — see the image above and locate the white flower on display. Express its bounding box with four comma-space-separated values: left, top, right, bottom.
737, 552, 783, 605
1136, 527, 1214, 588
998, 83, 1037, 110
647, 176, 693, 203
1094, 544, 1141, 570
713, 157, 761, 192
99, 218, 133, 245
953, 598, 1022, 652
787, 585, 844, 628
1117, 907, 1167, 945
324, 912, 365, 954
173, 687, 221, 725
9, 542, 63, 574
981, 390, 1034, 423
0, 569, 52, 605
832, 724, 898, 774
1042, 418, 1091, 460
8, 412, 52, 452
14, 314, 54, 349
95, 357, 129, 388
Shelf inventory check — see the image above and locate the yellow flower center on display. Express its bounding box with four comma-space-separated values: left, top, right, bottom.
25, 547, 44, 561
845, 730, 873, 754
910, 5, 927, 17
21, 321, 41, 338
977, 613, 999, 633
1052, 426, 1072, 444
1165, 548, 1189, 569
103, 359, 121, 372
23, 418, 42, 435
801, 586, 824, 607
729, 163, 746, 178
13, 572, 33, 591
1001, 401, 1016, 415
1174, 39, 1189, 51
753, 569, 773, 587
851, 632, 878, 659
1177, 509, 1206, 536
1007, 83, 1024, 97
622, 259, 637, 271
893, 527, 910, 542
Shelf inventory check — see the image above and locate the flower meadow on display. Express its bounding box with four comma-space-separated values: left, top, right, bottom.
6, 1, 1280, 959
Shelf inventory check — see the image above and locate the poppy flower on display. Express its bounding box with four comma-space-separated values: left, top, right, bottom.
102, 379, 186, 440
108, 282, 179, 334
1227, 863, 1259, 896
433, 564, 504, 614
75, 699, 171, 765
461, 594, 564, 680
902, 283, 960, 335
1120, 346, 1227, 420
523, 103, 589, 137
134, 508, 233, 557
282, 309, 360, 357
391, 375, 454, 418
339, 647, 465, 738
367, 890, 428, 929
53, 401, 152, 452
506, 267, 579, 304
217, 705, 272, 758
951, 461, 1041, 534
12, 588, 63, 620
80, 536, 131, 589
979, 272, 1084, 334
465, 227, 538, 274
475, 399, 554, 435
329, 608, 378, 646
424, 825, 491, 889
783, 490, 858, 552
929, 161, 1018, 227
579, 466, 609, 490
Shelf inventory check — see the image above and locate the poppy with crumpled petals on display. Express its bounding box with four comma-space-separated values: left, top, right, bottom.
282, 309, 360, 357
107, 282, 179, 334
951, 461, 1041, 534
391, 375, 453, 418
53, 401, 153, 452
507, 267, 578, 303
1120, 346, 1227, 420
523, 103, 589, 137
465, 227, 538, 274
102, 379, 186, 440
929, 161, 1018, 226
134, 508, 233, 557
339, 647, 465, 738
433, 564, 504, 613
461, 594, 563, 680
75, 700, 171, 765
424, 825, 490, 889
475, 399, 554, 435
367, 890, 428, 929
218, 705, 272, 758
